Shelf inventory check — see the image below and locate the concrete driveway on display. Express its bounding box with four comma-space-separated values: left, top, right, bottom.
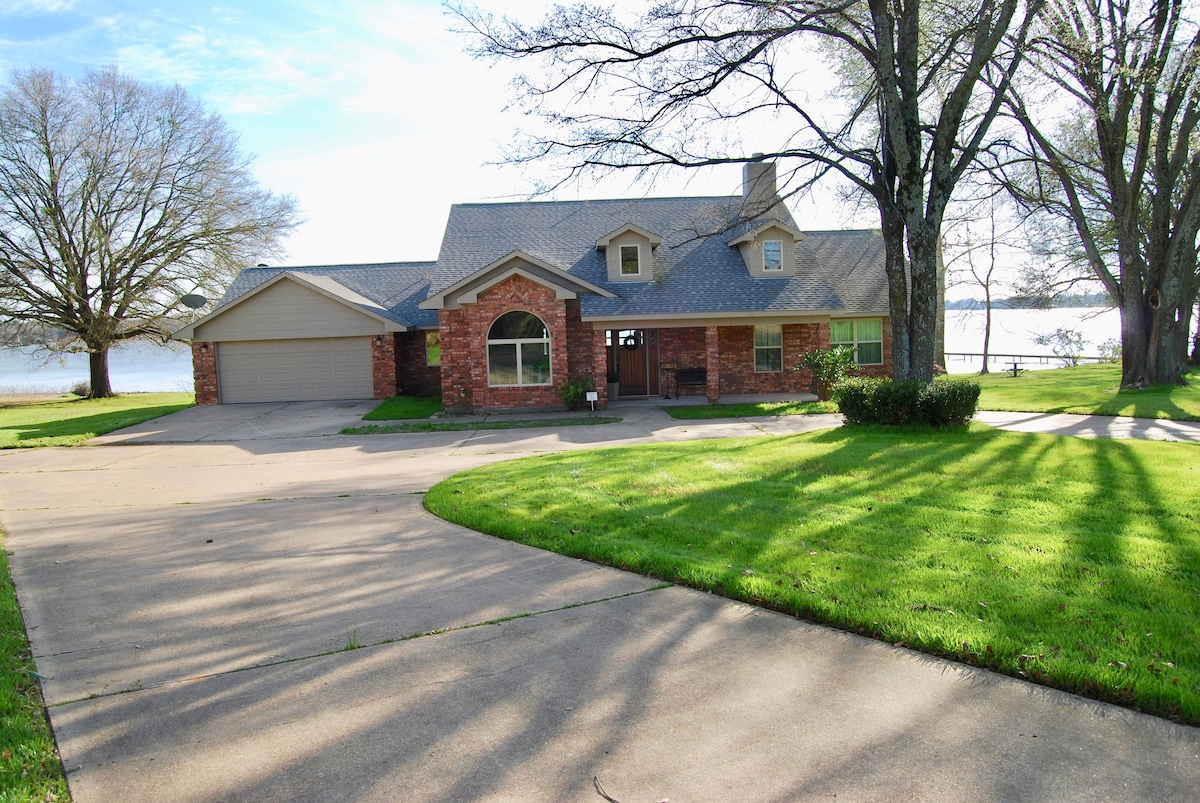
1, 403, 1197, 801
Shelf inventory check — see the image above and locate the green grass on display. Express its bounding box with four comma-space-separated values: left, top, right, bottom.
426, 425, 1200, 724
362, 395, 443, 421
0, 393, 195, 449
663, 400, 838, 419
0, 532, 69, 802
971, 362, 1200, 420
343, 416, 622, 435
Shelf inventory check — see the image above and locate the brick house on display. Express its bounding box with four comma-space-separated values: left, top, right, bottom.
176, 161, 900, 410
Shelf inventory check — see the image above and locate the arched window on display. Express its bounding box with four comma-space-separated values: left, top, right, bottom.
487, 311, 551, 386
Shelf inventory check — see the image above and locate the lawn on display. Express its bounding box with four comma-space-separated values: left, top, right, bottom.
0, 392, 195, 448
0, 532, 69, 802
972, 362, 1200, 420
344, 416, 621, 434
664, 399, 837, 419
361, 395, 443, 420
426, 425, 1200, 724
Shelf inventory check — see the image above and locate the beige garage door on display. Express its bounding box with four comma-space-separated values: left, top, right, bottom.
217, 337, 373, 403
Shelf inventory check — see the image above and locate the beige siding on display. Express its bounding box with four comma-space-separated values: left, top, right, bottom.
604, 233, 653, 282
196, 280, 383, 341
736, 225, 797, 277
217, 337, 372, 403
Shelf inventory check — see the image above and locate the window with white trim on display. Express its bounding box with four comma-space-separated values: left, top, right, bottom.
763, 240, 783, 272
487, 311, 551, 386
830, 318, 883, 365
754, 324, 783, 372
619, 244, 641, 275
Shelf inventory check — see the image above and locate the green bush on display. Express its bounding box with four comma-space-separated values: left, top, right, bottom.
556, 376, 595, 410
834, 377, 980, 427
874, 379, 925, 424
919, 379, 982, 426
830, 376, 880, 424
796, 346, 859, 400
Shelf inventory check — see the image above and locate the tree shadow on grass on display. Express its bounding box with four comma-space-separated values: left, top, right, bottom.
428, 425, 1200, 724
0, 403, 193, 446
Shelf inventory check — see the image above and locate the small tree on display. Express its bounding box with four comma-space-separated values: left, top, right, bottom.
1034, 327, 1087, 366
798, 346, 859, 401
0, 67, 299, 397
942, 189, 1024, 374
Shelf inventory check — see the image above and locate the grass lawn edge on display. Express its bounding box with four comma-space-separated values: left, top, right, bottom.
0, 530, 70, 800
424, 428, 1200, 726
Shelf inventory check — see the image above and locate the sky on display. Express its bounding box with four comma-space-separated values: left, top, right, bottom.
0, 0, 866, 269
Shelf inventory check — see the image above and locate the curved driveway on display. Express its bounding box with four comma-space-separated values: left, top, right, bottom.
1, 401, 1196, 802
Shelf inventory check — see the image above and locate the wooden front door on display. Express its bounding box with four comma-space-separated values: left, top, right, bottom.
613, 329, 659, 396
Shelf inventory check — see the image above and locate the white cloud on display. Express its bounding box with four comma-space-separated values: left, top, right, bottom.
0, 0, 865, 267
0, 0, 76, 13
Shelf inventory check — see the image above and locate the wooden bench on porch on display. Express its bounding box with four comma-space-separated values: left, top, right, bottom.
674, 367, 707, 399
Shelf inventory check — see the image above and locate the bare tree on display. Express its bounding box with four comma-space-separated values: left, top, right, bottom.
455, 0, 1044, 381
997, 0, 1200, 387
942, 189, 1025, 373
0, 67, 299, 397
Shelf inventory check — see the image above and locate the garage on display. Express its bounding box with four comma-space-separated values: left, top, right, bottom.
217, 337, 374, 403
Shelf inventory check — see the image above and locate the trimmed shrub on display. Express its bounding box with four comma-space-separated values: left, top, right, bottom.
833, 377, 980, 427
919, 379, 982, 426
873, 379, 925, 424
832, 376, 884, 425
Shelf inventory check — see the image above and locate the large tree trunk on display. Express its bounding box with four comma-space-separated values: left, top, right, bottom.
880, 206, 912, 382
901, 226, 940, 382
1119, 290, 1187, 388
88, 347, 114, 398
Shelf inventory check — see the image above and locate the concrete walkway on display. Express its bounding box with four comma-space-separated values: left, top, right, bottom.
1, 403, 1197, 801
976, 410, 1200, 443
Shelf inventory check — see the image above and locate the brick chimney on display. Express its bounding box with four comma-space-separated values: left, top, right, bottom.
742, 155, 780, 217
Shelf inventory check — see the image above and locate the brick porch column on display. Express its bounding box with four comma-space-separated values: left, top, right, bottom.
592, 328, 610, 405
705, 326, 720, 404
192, 341, 218, 405
371, 335, 397, 399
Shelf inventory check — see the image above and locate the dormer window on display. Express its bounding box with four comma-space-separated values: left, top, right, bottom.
728, 222, 803, 277
620, 244, 641, 276
597, 224, 661, 282
763, 240, 783, 271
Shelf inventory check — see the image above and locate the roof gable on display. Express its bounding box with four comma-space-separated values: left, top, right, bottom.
596, 223, 663, 249
727, 220, 805, 246
174, 272, 405, 341
174, 261, 439, 340
419, 250, 616, 310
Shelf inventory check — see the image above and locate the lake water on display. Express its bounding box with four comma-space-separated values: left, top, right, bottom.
944, 306, 1120, 373
0, 307, 1121, 393
0, 341, 195, 394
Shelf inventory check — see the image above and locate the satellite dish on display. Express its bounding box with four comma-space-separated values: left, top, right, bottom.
180, 294, 208, 309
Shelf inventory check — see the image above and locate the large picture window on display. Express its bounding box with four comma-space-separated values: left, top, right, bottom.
830, 318, 883, 365
487, 311, 551, 386
754, 324, 783, 372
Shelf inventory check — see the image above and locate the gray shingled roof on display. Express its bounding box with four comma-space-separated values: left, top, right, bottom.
431, 197, 887, 319
799, 229, 889, 317
218, 262, 439, 328
215, 198, 887, 326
